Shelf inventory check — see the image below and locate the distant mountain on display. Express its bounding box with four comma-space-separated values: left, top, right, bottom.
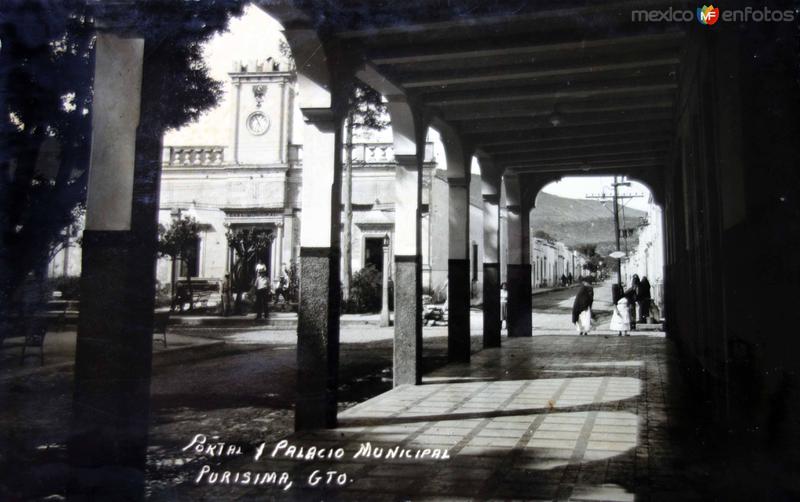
530, 191, 646, 256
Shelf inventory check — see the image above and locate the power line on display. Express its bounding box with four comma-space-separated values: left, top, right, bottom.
585, 177, 644, 286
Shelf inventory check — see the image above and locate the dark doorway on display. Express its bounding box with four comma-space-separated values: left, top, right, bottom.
364, 237, 384, 272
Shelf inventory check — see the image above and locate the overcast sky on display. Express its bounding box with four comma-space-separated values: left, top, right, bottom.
540, 176, 653, 211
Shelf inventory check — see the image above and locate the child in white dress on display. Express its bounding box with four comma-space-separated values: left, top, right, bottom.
610, 296, 631, 336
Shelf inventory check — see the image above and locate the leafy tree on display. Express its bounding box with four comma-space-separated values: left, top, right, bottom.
226, 227, 274, 313
342, 84, 389, 299
280, 38, 389, 299
0, 0, 243, 320
533, 230, 554, 240
157, 216, 200, 311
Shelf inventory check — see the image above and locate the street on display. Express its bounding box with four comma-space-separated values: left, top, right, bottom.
0, 284, 659, 500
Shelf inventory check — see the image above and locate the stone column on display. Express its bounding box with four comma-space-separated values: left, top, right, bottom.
482, 186, 501, 347
381, 94, 425, 387
295, 109, 343, 430
69, 31, 160, 499
393, 153, 423, 385
448, 176, 471, 362
504, 175, 532, 337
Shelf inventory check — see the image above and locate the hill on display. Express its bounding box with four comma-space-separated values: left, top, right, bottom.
530, 191, 646, 256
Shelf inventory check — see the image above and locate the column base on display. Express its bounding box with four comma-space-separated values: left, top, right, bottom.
69, 230, 156, 500
296, 247, 340, 430
507, 264, 533, 337
394, 255, 422, 386
448, 259, 471, 363
483, 263, 501, 348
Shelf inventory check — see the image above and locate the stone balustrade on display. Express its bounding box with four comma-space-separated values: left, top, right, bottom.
163, 146, 225, 166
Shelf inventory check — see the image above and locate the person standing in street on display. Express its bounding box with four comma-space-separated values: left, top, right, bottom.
610, 283, 631, 336
626, 274, 640, 330
638, 276, 652, 323
572, 279, 594, 336
500, 282, 508, 329
254, 260, 270, 321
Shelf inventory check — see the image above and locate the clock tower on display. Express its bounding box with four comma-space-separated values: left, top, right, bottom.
229, 58, 294, 165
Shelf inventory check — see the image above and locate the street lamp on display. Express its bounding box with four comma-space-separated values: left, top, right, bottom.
380, 233, 391, 327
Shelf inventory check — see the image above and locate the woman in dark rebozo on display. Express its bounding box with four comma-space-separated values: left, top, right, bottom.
638, 276, 652, 323
626, 274, 640, 330
572, 279, 594, 336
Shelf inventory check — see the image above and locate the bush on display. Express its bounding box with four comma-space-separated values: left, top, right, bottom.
347, 265, 383, 313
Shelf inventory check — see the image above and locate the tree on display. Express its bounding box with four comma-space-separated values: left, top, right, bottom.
342, 84, 389, 300
279, 39, 389, 300
0, 0, 243, 320
533, 230, 554, 240
226, 227, 274, 314
157, 216, 200, 311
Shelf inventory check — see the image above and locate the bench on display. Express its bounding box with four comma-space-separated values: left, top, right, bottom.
1, 316, 49, 366
175, 279, 222, 311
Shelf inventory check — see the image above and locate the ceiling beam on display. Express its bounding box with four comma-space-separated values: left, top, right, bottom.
336, 0, 678, 39
400, 57, 678, 89
485, 138, 671, 156
469, 123, 673, 146
456, 112, 673, 134
504, 156, 665, 170
370, 31, 684, 66
496, 146, 669, 165
509, 162, 664, 175
441, 97, 674, 121
422, 79, 677, 106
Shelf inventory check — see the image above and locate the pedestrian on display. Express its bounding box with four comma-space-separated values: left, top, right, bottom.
254, 260, 270, 321
221, 273, 232, 317
625, 274, 639, 330
560, 274, 567, 287
638, 276, 652, 323
273, 273, 288, 304
610, 283, 631, 336
568, 272, 574, 285
500, 282, 508, 329
572, 279, 594, 336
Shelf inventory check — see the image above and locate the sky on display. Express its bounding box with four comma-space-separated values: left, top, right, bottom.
541, 176, 653, 211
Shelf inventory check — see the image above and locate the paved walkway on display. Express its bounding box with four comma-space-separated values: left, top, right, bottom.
186, 333, 701, 501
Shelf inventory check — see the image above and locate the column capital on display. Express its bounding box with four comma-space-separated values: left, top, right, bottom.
447, 176, 470, 188
483, 193, 500, 204
507, 204, 521, 214
300, 107, 341, 130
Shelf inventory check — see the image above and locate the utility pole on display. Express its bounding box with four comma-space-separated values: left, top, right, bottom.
612, 176, 622, 285
585, 176, 643, 286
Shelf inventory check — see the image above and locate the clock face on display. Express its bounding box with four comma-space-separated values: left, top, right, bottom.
246, 111, 270, 136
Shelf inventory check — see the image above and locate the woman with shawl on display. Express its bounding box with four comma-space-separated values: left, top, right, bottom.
637, 277, 652, 323
572, 279, 594, 336
610, 283, 631, 336
625, 275, 640, 330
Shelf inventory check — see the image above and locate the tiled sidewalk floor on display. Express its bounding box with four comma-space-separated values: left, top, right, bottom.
185, 334, 701, 501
